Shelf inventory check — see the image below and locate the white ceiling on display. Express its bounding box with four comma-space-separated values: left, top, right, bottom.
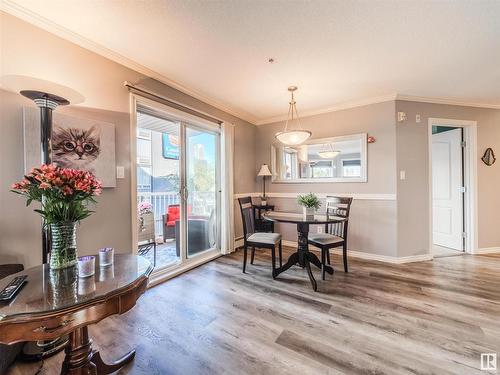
3, 0, 500, 124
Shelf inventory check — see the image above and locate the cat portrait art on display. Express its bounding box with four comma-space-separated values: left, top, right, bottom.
24, 107, 116, 187
52, 125, 101, 173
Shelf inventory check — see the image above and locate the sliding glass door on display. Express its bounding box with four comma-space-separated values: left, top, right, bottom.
136, 104, 220, 273
185, 126, 220, 257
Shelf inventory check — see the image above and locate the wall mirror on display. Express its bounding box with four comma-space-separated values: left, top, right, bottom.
271, 133, 367, 183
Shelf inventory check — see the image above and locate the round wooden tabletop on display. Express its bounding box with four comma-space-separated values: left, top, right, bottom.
262, 211, 346, 225
0, 254, 152, 320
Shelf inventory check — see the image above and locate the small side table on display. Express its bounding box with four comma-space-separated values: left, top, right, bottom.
253, 204, 275, 232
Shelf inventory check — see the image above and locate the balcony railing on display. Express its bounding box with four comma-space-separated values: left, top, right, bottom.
137, 191, 216, 237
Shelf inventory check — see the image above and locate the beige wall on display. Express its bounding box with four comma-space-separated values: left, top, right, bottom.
254, 101, 398, 257
395, 100, 500, 255
0, 12, 256, 267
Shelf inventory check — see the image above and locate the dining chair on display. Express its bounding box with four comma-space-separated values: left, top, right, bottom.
238, 197, 282, 277
308, 196, 353, 279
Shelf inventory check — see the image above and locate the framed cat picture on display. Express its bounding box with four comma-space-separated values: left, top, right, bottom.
23, 107, 116, 187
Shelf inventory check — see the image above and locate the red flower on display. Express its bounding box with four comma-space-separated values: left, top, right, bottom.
62, 186, 74, 196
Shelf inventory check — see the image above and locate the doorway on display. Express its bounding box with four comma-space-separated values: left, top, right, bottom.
132, 97, 221, 275
428, 118, 477, 257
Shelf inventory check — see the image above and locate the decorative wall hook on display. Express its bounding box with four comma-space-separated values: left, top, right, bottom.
367, 136, 376, 144
481, 148, 496, 166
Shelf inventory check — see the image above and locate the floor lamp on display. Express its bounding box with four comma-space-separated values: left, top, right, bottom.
1, 76, 83, 361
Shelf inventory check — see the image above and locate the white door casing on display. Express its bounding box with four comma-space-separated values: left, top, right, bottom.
432, 128, 463, 250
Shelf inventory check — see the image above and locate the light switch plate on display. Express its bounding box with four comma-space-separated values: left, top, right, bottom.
400, 170, 406, 180
116, 166, 125, 179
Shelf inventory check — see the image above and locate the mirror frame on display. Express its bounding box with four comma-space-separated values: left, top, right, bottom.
270, 133, 367, 184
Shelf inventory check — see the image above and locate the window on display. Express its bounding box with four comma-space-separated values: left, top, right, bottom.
283, 150, 298, 179
137, 129, 152, 165
137, 166, 152, 192
342, 159, 361, 177
311, 160, 333, 178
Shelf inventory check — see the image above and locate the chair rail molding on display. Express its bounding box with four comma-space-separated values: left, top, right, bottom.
233, 192, 396, 201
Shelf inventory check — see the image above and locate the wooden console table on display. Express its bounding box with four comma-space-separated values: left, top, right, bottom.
0, 254, 153, 374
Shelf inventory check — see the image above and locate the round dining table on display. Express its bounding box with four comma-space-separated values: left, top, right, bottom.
263, 212, 346, 291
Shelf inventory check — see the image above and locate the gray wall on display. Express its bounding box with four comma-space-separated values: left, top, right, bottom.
0, 12, 256, 267
254, 101, 398, 257
395, 100, 500, 255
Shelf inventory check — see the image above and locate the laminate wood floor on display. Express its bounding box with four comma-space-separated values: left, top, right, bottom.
8, 248, 500, 375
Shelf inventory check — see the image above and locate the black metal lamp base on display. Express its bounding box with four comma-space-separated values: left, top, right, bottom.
18, 89, 70, 363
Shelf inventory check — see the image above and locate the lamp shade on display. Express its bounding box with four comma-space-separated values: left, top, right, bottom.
275, 130, 311, 146
257, 164, 272, 176
1, 75, 85, 104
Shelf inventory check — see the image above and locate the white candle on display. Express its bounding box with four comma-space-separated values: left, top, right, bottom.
99, 247, 114, 266
77, 256, 95, 278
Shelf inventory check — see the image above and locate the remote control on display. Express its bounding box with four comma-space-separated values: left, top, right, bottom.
0, 275, 27, 301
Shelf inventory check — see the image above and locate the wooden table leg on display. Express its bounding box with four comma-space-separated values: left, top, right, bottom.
61, 327, 135, 375
272, 223, 332, 291
307, 252, 334, 275
297, 223, 320, 291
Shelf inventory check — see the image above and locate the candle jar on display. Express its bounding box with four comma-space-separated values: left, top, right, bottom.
99, 247, 114, 267
78, 276, 96, 295
77, 256, 95, 278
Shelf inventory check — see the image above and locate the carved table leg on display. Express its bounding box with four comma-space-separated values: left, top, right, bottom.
296, 223, 319, 291
61, 327, 135, 375
61, 327, 96, 375
91, 350, 136, 375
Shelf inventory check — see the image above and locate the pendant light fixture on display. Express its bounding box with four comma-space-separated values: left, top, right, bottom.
318, 143, 341, 159
275, 86, 311, 145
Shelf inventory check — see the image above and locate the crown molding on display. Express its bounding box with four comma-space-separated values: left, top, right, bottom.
0, 1, 259, 125
395, 94, 500, 110
256, 93, 500, 126
255, 93, 398, 125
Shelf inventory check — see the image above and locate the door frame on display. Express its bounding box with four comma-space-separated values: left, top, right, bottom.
129, 93, 222, 284
427, 118, 478, 255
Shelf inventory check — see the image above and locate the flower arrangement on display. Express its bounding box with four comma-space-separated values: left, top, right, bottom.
297, 193, 321, 210
138, 201, 153, 216
11, 164, 102, 269
11, 164, 102, 225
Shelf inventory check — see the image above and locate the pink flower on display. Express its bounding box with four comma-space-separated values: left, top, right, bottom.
62, 186, 73, 195
39, 182, 50, 189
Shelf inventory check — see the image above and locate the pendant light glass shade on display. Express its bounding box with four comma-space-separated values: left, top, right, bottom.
275, 130, 312, 145
318, 143, 340, 159
275, 86, 311, 146
318, 150, 340, 159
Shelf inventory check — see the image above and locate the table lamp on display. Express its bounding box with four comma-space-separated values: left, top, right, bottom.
257, 164, 272, 205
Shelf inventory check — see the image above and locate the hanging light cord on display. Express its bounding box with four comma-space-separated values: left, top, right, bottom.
283, 90, 302, 132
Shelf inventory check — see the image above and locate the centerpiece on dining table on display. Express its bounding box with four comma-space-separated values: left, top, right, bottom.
11, 164, 102, 269
297, 192, 321, 219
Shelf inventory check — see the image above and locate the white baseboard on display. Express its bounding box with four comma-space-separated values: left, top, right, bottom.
233, 239, 433, 264
471, 247, 500, 255
283, 240, 433, 263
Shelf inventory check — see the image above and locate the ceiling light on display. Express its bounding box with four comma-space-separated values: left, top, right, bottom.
275, 86, 311, 146
318, 144, 340, 159
318, 150, 340, 159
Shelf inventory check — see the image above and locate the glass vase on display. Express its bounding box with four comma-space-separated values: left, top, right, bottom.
49, 222, 78, 269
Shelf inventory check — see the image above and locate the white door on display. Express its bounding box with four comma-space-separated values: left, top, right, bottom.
432, 128, 464, 250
